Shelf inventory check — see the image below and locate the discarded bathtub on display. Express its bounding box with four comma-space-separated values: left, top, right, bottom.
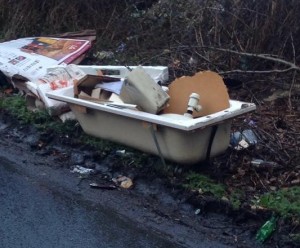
47, 86, 256, 164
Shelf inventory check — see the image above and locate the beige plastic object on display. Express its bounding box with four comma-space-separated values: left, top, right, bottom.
47, 65, 169, 84
163, 71, 230, 117
47, 87, 256, 165
120, 66, 170, 114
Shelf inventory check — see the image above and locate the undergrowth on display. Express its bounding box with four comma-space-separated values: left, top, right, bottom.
184, 172, 226, 198
258, 186, 300, 219
184, 172, 246, 210
0, 95, 51, 125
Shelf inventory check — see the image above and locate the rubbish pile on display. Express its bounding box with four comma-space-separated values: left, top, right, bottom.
0, 31, 95, 115
73, 65, 170, 113
0, 30, 233, 119
0, 32, 256, 164
49, 64, 232, 119
0, 31, 234, 120
44, 64, 255, 164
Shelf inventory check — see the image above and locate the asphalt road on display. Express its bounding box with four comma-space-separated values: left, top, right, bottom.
0, 156, 185, 248
0, 120, 233, 248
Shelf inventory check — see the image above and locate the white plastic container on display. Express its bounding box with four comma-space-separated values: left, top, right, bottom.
47, 87, 256, 165
48, 65, 169, 84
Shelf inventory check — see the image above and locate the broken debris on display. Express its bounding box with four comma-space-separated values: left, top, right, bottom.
230, 129, 258, 150
71, 165, 95, 176
89, 182, 117, 190
120, 66, 170, 114
251, 159, 280, 170
112, 175, 133, 189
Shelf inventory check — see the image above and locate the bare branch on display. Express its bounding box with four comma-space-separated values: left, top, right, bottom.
205, 47, 300, 72
219, 68, 294, 75
173, 45, 300, 73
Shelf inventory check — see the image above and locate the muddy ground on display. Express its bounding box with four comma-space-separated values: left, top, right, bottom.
0, 79, 299, 247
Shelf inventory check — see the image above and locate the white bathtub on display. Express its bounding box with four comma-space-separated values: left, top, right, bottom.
47, 86, 256, 165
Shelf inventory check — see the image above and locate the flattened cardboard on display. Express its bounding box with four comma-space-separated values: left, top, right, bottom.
162, 71, 230, 117
74, 74, 120, 97
78, 90, 112, 102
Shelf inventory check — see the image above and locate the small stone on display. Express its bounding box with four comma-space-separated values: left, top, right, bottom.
195, 209, 201, 215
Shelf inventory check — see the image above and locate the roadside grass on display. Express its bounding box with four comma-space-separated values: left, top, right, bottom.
183, 172, 245, 210
1, 94, 300, 221
257, 186, 300, 219
0, 93, 151, 168
254, 187, 300, 242
184, 171, 300, 220
0, 95, 51, 125
184, 172, 226, 198
229, 189, 244, 210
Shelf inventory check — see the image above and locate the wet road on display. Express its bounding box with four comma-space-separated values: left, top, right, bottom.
0, 157, 185, 248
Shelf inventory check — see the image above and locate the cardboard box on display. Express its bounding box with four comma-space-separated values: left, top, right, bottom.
74, 74, 121, 98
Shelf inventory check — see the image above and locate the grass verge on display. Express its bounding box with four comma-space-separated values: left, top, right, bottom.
1, 93, 300, 223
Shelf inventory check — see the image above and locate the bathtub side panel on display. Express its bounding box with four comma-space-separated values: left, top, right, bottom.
70, 104, 231, 164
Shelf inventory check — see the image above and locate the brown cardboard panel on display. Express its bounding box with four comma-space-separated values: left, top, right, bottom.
70, 103, 87, 114
78, 90, 112, 102
74, 74, 120, 98
163, 71, 230, 117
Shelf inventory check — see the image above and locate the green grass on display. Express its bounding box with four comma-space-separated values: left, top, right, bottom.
229, 189, 244, 210
184, 172, 226, 198
0, 95, 47, 124
0, 95, 81, 134
0, 94, 150, 167
258, 186, 300, 218
183, 172, 246, 209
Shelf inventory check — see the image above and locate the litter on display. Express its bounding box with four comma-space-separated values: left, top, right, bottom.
71, 165, 95, 176
0, 32, 95, 115
194, 209, 201, 215
0, 36, 92, 83
93, 51, 114, 60
89, 182, 117, 190
115, 150, 134, 157
47, 68, 256, 164
251, 159, 279, 169
112, 176, 133, 189
230, 129, 258, 150
23, 63, 167, 115
256, 216, 277, 243
26, 64, 87, 115
119, 66, 170, 114
242, 129, 258, 145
